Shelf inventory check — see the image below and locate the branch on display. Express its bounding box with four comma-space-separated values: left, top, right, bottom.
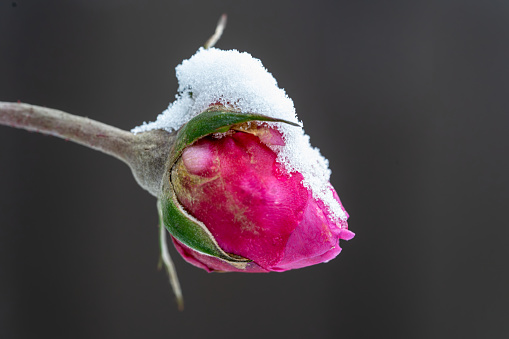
0, 101, 134, 160
0, 101, 175, 197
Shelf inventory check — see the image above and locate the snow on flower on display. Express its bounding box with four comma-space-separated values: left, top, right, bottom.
132, 47, 347, 222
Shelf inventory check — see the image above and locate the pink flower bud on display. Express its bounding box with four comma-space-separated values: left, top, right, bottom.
170, 123, 353, 272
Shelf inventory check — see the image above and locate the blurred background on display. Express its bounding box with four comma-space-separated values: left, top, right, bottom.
0, 1, 508, 338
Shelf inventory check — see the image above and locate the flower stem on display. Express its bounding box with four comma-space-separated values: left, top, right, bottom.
0, 101, 134, 159
1, 101, 184, 308
0, 101, 175, 197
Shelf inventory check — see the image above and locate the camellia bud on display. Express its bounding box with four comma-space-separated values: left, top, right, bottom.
158, 105, 353, 272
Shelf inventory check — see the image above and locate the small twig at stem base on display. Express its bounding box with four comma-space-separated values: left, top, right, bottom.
204, 13, 227, 49
0, 100, 183, 308
158, 201, 184, 311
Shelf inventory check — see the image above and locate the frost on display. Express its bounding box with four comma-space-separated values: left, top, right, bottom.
132, 48, 346, 222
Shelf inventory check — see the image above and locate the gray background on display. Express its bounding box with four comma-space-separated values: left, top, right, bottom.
0, 1, 507, 338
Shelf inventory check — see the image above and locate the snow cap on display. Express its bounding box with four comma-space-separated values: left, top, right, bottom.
132, 48, 346, 222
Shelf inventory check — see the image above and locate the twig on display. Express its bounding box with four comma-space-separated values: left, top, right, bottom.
158, 202, 184, 311
0, 102, 174, 197
0, 102, 133, 160
204, 14, 227, 49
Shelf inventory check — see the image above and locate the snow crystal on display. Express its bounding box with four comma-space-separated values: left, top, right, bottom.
132, 48, 347, 222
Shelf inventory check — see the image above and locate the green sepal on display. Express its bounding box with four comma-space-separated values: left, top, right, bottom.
170, 107, 300, 167
158, 189, 251, 268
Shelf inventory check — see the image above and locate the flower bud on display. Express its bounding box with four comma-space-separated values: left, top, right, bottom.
159, 106, 353, 272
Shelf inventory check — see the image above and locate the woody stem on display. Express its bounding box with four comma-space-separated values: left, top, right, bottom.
0, 101, 175, 197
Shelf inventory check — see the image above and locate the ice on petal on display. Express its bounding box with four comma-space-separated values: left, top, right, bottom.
131, 48, 347, 222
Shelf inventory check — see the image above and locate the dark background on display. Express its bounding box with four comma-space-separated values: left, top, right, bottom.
0, 1, 507, 338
